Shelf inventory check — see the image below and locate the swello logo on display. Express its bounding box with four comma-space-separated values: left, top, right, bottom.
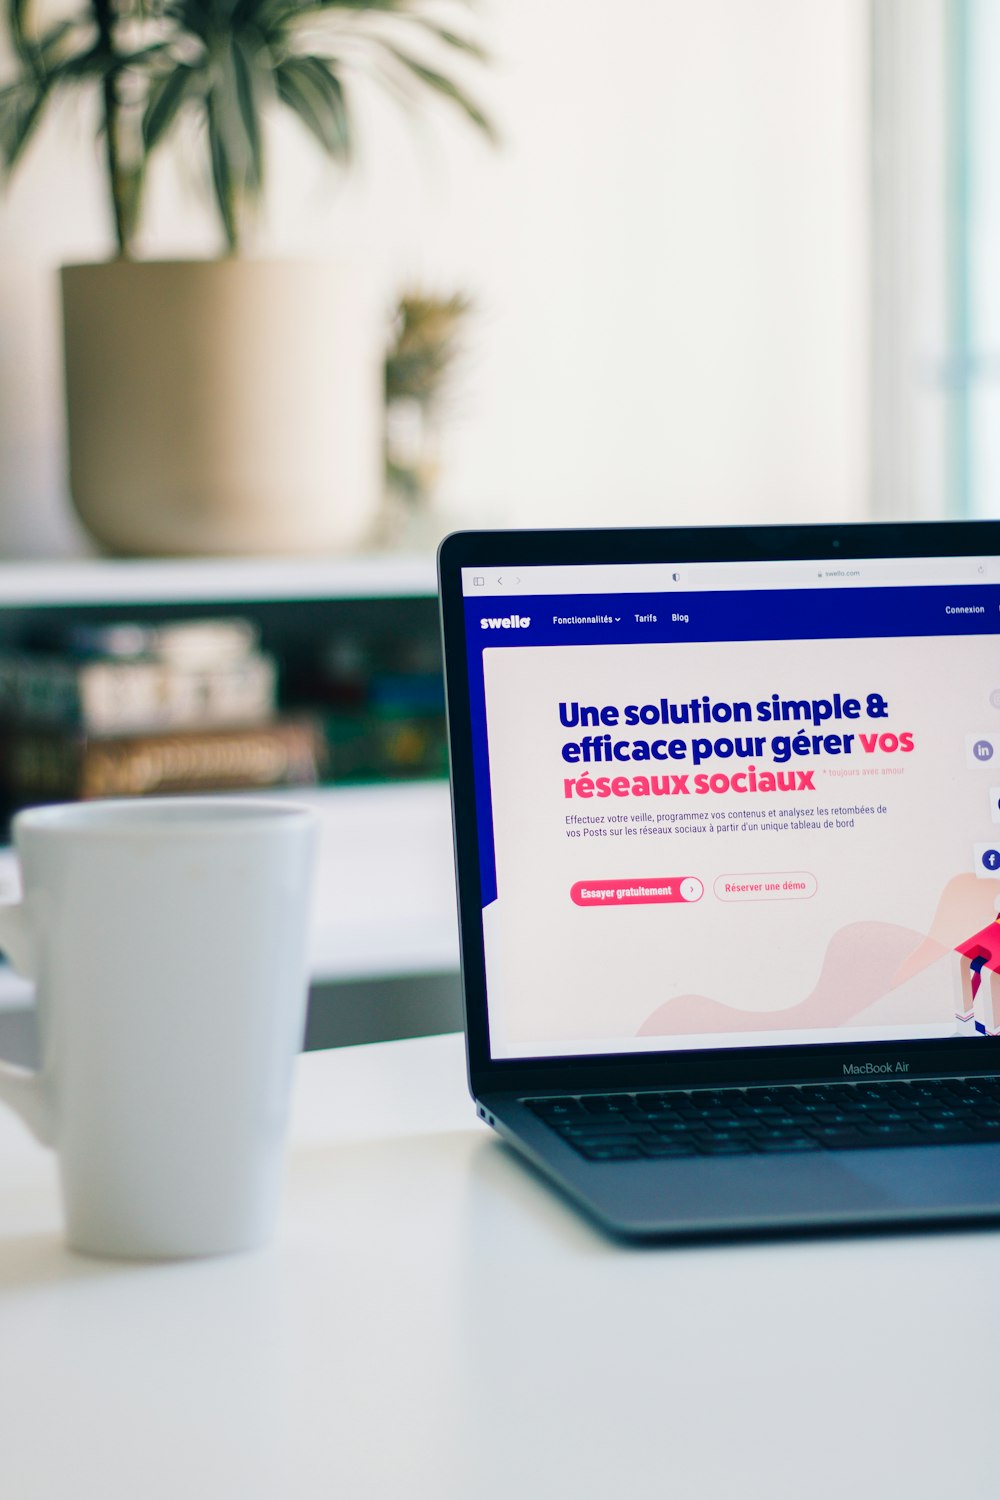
480, 616, 531, 630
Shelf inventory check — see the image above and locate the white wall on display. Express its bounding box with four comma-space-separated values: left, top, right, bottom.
0, 0, 871, 556
869, 0, 950, 520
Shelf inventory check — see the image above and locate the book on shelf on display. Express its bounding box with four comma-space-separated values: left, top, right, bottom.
0, 651, 278, 738
0, 609, 449, 807
58, 617, 260, 667
1, 719, 326, 801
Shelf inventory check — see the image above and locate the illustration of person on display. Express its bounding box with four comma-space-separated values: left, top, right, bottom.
955, 912, 1000, 1035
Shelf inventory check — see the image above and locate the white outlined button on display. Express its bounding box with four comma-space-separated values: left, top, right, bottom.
714, 871, 817, 902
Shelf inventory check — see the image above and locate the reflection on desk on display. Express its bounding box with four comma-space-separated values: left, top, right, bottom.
0, 1032, 997, 1500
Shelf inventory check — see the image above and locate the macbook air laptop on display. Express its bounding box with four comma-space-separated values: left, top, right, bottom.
438, 521, 1000, 1240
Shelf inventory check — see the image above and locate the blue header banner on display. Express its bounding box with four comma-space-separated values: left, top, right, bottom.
465, 584, 1000, 651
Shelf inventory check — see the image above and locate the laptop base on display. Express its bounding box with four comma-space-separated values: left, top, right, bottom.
481, 1094, 1000, 1242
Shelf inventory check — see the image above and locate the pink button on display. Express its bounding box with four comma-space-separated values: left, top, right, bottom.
570, 877, 703, 907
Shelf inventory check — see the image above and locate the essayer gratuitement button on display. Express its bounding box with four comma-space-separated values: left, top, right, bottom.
570, 878, 703, 907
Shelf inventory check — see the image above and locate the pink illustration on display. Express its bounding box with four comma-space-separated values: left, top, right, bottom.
638, 920, 921, 1036
955, 915, 1000, 1036
638, 870, 998, 1039
891, 873, 1000, 988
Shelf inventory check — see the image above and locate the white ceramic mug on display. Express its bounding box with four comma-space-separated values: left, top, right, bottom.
0, 797, 317, 1259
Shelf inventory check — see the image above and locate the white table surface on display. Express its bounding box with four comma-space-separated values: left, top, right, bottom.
1, 1030, 998, 1500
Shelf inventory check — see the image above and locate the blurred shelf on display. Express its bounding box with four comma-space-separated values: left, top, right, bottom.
0, 553, 438, 605
0, 555, 455, 1010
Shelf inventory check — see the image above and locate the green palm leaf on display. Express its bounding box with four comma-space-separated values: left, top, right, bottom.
374, 40, 495, 141
275, 54, 350, 160
0, 78, 49, 169
8, 0, 34, 59
2, 0, 494, 254
230, 32, 265, 188
143, 61, 200, 150
207, 34, 261, 189
420, 27, 489, 64
206, 92, 239, 251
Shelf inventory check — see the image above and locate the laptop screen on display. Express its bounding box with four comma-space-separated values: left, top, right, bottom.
458, 550, 1000, 1062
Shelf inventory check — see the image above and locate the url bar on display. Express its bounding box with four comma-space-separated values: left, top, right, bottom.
810, 558, 989, 586
462, 557, 996, 596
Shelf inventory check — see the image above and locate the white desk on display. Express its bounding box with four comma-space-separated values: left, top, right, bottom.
0, 1032, 997, 1500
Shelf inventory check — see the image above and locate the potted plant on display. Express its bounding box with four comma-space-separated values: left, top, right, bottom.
0, 0, 493, 555
381, 289, 472, 546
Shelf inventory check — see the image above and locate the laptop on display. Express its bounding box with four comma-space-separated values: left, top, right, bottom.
438, 520, 1000, 1241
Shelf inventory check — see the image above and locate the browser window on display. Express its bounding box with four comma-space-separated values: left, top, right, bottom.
461, 556, 1000, 1059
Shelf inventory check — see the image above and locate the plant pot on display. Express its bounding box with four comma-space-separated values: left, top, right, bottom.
61, 260, 383, 556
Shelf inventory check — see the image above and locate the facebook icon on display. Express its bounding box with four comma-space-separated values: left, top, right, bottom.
983, 849, 1000, 873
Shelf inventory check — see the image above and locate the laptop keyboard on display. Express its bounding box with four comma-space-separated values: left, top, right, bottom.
524, 1077, 1000, 1160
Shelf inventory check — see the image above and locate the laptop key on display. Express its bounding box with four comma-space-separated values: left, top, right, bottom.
816, 1123, 999, 1149
756, 1137, 823, 1152
639, 1140, 699, 1158
751, 1127, 808, 1143
910, 1122, 979, 1142
695, 1139, 759, 1155
806, 1127, 869, 1147
563, 1122, 641, 1140
526, 1099, 584, 1118
578, 1144, 642, 1161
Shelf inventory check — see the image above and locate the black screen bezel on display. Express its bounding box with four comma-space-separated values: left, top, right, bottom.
438, 519, 1000, 1096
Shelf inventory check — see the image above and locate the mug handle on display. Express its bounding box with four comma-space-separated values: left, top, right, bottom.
0, 902, 53, 1146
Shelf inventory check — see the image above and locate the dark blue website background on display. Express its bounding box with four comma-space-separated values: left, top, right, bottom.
465, 583, 1000, 906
